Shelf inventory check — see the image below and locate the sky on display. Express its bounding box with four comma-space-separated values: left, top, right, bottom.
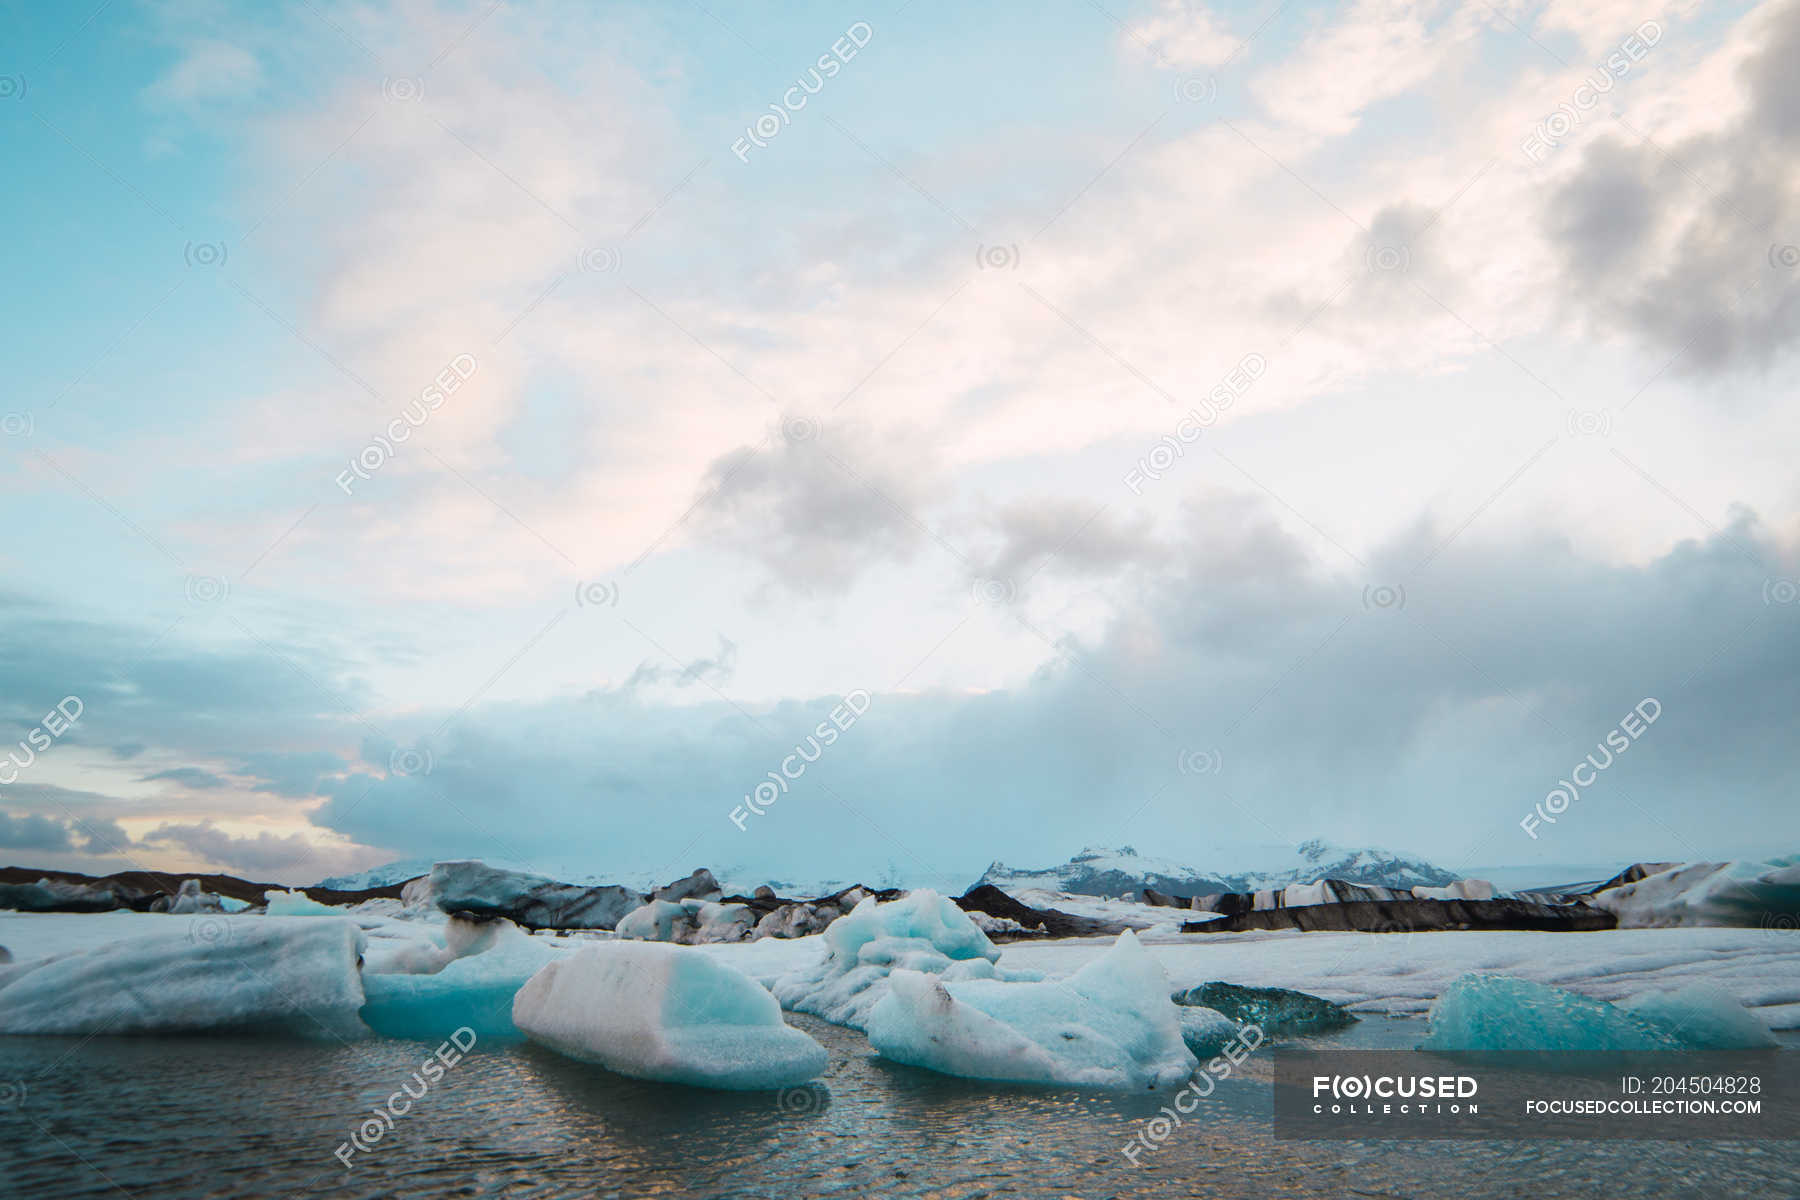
2, 0, 1797, 888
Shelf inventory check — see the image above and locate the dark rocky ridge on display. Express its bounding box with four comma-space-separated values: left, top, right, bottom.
1181, 896, 1617, 934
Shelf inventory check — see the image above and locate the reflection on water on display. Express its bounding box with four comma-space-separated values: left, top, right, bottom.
0, 1016, 1790, 1198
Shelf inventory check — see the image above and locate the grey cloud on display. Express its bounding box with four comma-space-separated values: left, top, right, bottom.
143, 822, 365, 878
140, 766, 229, 789
693, 422, 941, 594
306, 498, 1800, 881
971, 499, 1165, 593
0, 812, 75, 852
1544, 2, 1800, 372
619, 635, 739, 694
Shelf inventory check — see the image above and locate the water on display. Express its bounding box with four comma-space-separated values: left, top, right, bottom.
3, 1017, 1796, 1199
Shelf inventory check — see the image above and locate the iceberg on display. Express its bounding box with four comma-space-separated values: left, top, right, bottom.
0, 919, 367, 1037
1619, 984, 1778, 1049
1172, 981, 1356, 1035
772, 890, 1000, 1029
264, 889, 344, 916
361, 919, 561, 1041
1590, 858, 1800, 928
1177, 1005, 1244, 1058
1421, 975, 1684, 1052
512, 942, 827, 1090
866, 930, 1197, 1089
428, 860, 641, 930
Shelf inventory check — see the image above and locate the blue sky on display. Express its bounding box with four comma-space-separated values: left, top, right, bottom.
3, 0, 1798, 886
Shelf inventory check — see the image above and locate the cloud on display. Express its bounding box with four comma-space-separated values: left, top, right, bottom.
1122, 0, 1240, 69
1542, 0, 1800, 372
970, 499, 1165, 594
140, 767, 230, 790
693, 422, 942, 594
302, 497, 1800, 879
0, 812, 75, 852
144, 38, 263, 104
619, 636, 739, 694
142, 822, 368, 879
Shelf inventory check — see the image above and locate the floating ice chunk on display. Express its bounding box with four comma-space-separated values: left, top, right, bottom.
866, 931, 1196, 1089
772, 890, 998, 1029
692, 902, 757, 944
264, 889, 343, 916
1177, 1005, 1243, 1058
0, 919, 367, 1037
1172, 981, 1355, 1036
1421, 974, 1684, 1052
1619, 984, 1778, 1049
512, 942, 826, 1090
361, 919, 559, 1041
220, 896, 251, 913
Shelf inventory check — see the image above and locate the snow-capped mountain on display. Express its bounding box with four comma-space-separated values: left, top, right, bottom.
315, 859, 435, 890
977, 841, 1458, 899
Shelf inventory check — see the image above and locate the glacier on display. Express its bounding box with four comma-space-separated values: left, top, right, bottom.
866, 930, 1197, 1089
512, 941, 827, 1090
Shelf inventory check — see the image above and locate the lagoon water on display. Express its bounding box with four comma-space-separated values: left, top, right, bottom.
3, 1016, 1795, 1199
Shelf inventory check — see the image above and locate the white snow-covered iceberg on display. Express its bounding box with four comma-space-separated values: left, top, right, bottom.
866, 930, 1197, 1089
614, 898, 759, 945
361, 919, 561, 1041
771, 889, 1002, 1029
512, 941, 826, 1090
1418, 974, 1777, 1052
0, 919, 367, 1037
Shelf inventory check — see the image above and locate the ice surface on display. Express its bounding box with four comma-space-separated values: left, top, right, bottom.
264, 889, 344, 916
866, 930, 1197, 1089
1412, 880, 1495, 901
361, 919, 562, 1041
1421, 974, 1685, 1052
0, 919, 367, 1037
772, 890, 1000, 1029
1172, 981, 1355, 1036
1619, 983, 1778, 1049
512, 942, 826, 1089
616, 899, 689, 942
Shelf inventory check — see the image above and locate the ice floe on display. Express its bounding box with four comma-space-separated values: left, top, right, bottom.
866, 930, 1196, 1089
512, 941, 826, 1089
